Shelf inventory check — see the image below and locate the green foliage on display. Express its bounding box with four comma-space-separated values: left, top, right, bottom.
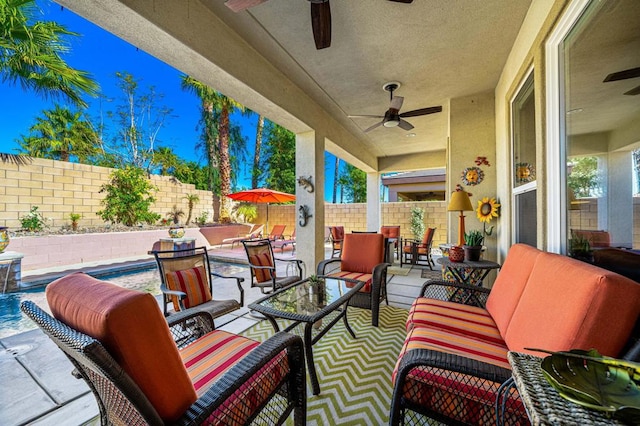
0, 0, 98, 107
166, 204, 184, 224
337, 163, 366, 203
183, 193, 200, 225
234, 202, 257, 223
464, 230, 484, 246
410, 207, 426, 241
173, 161, 210, 191
20, 206, 47, 231
195, 211, 209, 226
263, 122, 296, 194
69, 213, 81, 222
568, 156, 600, 198
97, 167, 160, 226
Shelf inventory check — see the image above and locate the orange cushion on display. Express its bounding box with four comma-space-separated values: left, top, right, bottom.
422, 227, 435, 245
505, 252, 640, 357
341, 233, 384, 274
331, 226, 344, 240
381, 226, 400, 239
46, 272, 197, 422
328, 271, 373, 292
486, 244, 542, 337
249, 253, 275, 283
164, 266, 212, 311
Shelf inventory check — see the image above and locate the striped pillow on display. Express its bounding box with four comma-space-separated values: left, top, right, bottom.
165, 266, 212, 311
249, 253, 275, 283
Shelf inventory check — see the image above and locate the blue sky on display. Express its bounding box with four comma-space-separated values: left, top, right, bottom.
0, 1, 342, 200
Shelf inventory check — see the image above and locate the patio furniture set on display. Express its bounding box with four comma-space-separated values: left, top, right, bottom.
19, 237, 640, 425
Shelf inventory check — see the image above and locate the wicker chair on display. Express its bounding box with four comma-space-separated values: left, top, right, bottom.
316, 233, 390, 327
21, 273, 306, 425
329, 226, 344, 258
242, 239, 303, 293
154, 247, 244, 319
400, 227, 436, 269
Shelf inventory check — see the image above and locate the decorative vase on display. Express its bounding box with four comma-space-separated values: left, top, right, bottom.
463, 245, 482, 262
449, 245, 465, 262
168, 226, 185, 238
0, 227, 9, 253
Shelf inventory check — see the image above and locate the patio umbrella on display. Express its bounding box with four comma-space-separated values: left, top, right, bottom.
227, 188, 295, 233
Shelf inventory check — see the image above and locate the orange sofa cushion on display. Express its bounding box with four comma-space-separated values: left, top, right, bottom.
504, 252, 640, 357
249, 253, 275, 283
46, 272, 197, 422
486, 244, 542, 337
340, 233, 385, 274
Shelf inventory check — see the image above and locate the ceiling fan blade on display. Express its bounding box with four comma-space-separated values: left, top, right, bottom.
624, 84, 640, 96
311, 1, 331, 50
225, 0, 269, 12
398, 119, 414, 131
603, 67, 640, 82
390, 96, 404, 111
388, 0, 414, 3
400, 105, 443, 118
364, 121, 384, 132
348, 114, 385, 119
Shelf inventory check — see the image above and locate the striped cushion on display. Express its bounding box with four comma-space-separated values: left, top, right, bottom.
180, 330, 290, 424
391, 327, 526, 425
249, 253, 275, 283
165, 266, 212, 311
406, 298, 504, 345
328, 271, 373, 292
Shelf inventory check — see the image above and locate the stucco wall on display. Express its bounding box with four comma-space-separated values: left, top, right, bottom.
0, 157, 213, 229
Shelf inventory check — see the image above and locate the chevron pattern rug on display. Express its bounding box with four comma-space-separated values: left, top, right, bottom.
241, 306, 408, 425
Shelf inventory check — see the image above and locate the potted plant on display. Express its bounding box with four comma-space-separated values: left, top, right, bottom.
167, 205, 185, 238
569, 231, 593, 263
463, 230, 484, 261
69, 213, 82, 231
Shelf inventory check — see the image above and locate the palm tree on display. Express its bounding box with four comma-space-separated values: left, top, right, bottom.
180, 75, 244, 221
153, 146, 181, 175
252, 114, 264, 188
183, 193, 200, 225
0, 0, 98, 107
18, 105, 98, 162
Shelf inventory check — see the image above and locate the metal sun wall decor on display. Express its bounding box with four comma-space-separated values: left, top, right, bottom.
515, 163, 535, 183
461, 166, 484, 186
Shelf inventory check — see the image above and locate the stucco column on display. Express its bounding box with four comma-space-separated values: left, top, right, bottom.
606, 152, 633, 247
367, 172, 381, 231
296, 131, 325, 276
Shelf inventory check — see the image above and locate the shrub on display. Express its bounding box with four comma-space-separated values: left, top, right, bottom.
97, 167, 161, 226
166, 205, 185, 225
410, 207, 426, 241
195, 211, 209, 226
20, 206, 48, 231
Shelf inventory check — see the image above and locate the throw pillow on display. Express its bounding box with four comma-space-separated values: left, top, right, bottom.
165, 266, 212, 311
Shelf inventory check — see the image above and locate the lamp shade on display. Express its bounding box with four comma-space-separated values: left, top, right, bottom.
447, 190, 473, 212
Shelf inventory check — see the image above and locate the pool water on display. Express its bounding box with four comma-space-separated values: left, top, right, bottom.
0, 263, 246, 339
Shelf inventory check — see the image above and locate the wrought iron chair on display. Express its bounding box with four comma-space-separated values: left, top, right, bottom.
381, 225, 401, 260
317, 233, 390, 327
329, 226, 344, 258
153, 247, 244, 319
242, 239, 303, 293
21, 272, 306, 425
400, 227, 436, 270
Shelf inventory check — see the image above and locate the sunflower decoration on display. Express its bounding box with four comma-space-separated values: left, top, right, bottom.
477, 197, 500, 236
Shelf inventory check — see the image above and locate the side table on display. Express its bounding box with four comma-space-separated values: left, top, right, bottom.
437, 257, 500, 286
505, 352, 628, 425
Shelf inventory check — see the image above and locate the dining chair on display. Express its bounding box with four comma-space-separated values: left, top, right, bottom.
242, 238, 303, 293
329, 226, 344, 258
400, 227, 436, 270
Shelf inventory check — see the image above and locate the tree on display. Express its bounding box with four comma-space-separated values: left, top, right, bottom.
333, 155, 340, 203
252, 114, 264, 188
568, 156, 600, 198
172, 160, 209, 191
337, 163, 366, 203
263, 122, 296, 194
0, 0, 98, 107
152, 146, 182, 176
106, 71, 172, 171
183, 193, 199, 225
97, 166, 160, 226
18, 104, 98, 161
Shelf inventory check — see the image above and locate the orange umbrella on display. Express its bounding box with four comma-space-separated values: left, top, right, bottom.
227, 188, 295, 232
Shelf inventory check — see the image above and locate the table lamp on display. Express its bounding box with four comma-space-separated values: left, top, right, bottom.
447, 190, 474, 246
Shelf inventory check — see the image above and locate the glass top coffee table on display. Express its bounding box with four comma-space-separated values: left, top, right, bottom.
248, 276, 365, 395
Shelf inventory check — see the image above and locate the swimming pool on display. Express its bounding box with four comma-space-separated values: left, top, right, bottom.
0, 263, 247, 339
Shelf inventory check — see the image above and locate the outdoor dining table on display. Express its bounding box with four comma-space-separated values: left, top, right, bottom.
248, 276, 365, 395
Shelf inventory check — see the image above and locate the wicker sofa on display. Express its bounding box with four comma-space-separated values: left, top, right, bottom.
390, 243, 640, 425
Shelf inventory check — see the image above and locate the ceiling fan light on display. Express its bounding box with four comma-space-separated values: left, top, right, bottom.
383, 119, 400, 127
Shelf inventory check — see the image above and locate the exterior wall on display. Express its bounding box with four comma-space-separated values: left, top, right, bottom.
0, 157, 213, 229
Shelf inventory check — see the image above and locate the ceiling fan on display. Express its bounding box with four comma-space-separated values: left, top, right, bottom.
348, 82, 442, 132
224, 0, 414, 50
603, 66, 640, 96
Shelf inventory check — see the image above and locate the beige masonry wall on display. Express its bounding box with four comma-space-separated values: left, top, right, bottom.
0, 157, 213, 229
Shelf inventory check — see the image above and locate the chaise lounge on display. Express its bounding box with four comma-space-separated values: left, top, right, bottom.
390, 243, 640, 425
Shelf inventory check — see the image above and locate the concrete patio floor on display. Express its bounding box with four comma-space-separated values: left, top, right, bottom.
0, 243, 434, 426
